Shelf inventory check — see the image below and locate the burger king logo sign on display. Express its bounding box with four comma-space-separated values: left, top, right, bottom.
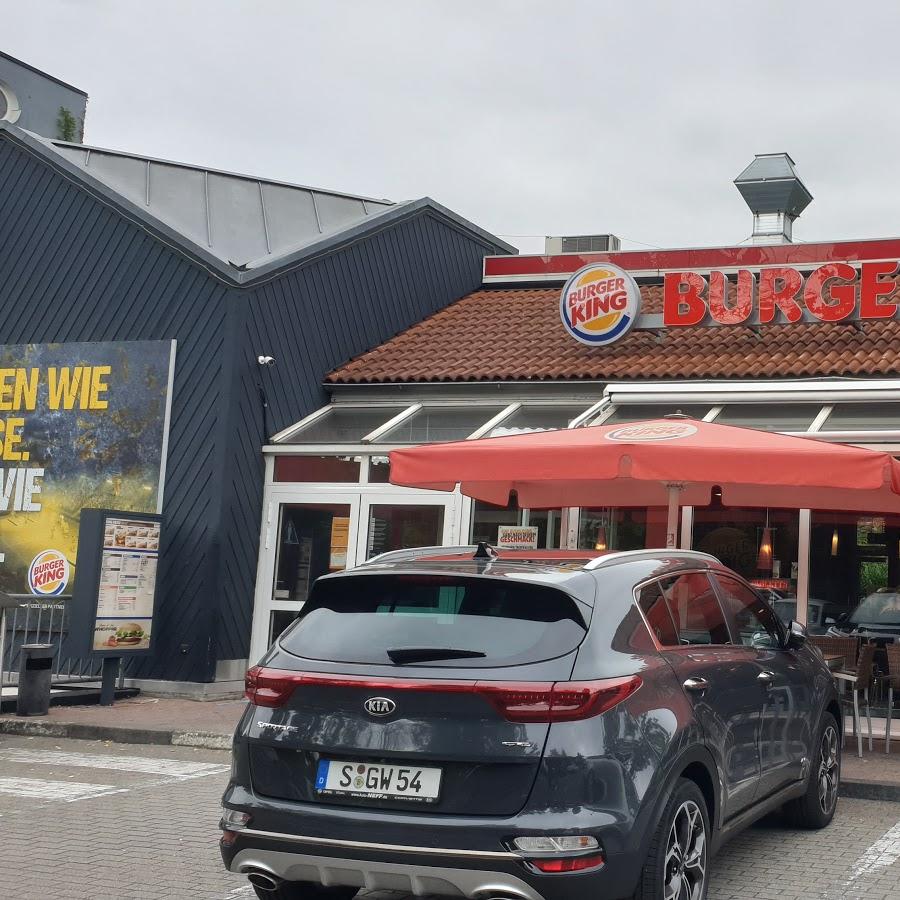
560, 263, 641, 346
606, 422, 699, 442
28, 549, 70, 596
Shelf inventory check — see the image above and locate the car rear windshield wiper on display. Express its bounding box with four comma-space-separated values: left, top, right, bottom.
386, 647, 487, 665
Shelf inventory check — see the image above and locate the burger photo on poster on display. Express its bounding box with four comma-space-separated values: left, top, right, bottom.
115, 622, 145, 645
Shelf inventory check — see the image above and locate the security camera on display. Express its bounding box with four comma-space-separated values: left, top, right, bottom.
257, 356, 276, 367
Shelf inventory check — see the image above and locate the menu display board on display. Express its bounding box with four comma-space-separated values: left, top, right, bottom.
92, 517, 160, 651
71, 509, 163, 658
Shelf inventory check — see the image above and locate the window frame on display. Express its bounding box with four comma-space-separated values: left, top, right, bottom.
632, 568, 735, 651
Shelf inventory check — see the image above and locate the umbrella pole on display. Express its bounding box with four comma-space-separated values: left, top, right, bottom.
666, 483, 684, 549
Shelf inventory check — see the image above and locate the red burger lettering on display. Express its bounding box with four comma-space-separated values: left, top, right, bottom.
707, 270, 754, 325
663, 272, 706, 326
804, 263, 856, 321
860, 261, 898, 319
758, 268, 803, 323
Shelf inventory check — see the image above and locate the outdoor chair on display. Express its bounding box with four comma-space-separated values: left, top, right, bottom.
808, 634, 860, 674
882, 643, 900, 754
832, 642, 876, 758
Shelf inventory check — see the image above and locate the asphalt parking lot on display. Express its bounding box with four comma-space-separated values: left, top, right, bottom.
0, 734, 898, 899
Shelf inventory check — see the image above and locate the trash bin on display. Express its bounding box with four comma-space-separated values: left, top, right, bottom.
16, 643, 54, 717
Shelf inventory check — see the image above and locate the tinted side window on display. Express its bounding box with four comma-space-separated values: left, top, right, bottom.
661, 572, 731, 646
637, 581, 679, 647
715, 575, 782, 649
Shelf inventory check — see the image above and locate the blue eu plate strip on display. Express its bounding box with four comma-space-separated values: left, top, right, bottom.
315, 760, 330, 790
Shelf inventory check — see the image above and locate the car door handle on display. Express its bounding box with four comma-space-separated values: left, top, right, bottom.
683, 677, 709, 693
757, 670, 776, 686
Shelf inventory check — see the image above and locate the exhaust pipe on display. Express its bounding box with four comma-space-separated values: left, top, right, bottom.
245, 869, 283, 892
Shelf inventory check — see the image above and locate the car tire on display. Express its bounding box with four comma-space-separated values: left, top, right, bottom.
251, 883, 358, 900
634, 777, 710, 900
783, 711, 841, 830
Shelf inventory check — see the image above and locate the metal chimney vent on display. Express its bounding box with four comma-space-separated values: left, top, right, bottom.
733, 153, 812, 245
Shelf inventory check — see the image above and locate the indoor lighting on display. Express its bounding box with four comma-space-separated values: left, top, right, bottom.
594, 525, 608, 552
756, 510, 773, 572
831, 528, 839, 557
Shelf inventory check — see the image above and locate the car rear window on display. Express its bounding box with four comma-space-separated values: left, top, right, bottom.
279, 573, 588, 668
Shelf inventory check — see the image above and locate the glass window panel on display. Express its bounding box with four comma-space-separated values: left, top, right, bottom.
600, 404, 711, 425
274, 456, 360, 482
714, 575, 781, 648
286, 407, 409, 443
368, 456, 391, 483
637, 581, 679, 647
470, 500, 562, 549
822, 403, 900, 431
578, 507, 670, 551
488, 404, 591, 437
809, 511, 900, 631
693, 505, 799, 597
366, 504, 444, 559
660, 572, 731, 645
274, 503, 352, 603
714, 404, 817, 432
382, 406, 507, 443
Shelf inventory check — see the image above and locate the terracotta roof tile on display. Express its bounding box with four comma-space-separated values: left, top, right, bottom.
327, 284, 900, 384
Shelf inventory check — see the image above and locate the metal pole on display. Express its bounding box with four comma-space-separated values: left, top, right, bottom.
99, 656, 119, 706
665, 483, 684, 549
0, 607, 6, 704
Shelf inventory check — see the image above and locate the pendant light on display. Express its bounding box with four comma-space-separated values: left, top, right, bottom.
831, 527, 839, 557
756, 510, 773, 572
594, 525, 608, 552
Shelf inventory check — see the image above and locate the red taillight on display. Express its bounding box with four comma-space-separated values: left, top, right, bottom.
478, 676, 642, 723
244, 665, 305, 708
244, 666, 641, 721
531, 854, 605, 873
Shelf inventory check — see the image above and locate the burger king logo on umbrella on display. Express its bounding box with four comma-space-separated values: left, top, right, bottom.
606, 422, 699, 442
28, 549, 70, 595
560, 263, 641, 346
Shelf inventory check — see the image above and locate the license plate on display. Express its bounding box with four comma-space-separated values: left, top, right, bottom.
316, 759, 442, 803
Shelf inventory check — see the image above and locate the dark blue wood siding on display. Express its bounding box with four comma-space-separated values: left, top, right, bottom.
1, 133, 505, 678
0, 136, 230, 682
215, 214, 502, 663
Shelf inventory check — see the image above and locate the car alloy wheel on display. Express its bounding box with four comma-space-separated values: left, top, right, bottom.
664, 799, 707, 900
818, 723, 840, 815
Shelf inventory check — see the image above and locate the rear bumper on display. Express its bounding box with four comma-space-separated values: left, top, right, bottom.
221, 827, 639, 900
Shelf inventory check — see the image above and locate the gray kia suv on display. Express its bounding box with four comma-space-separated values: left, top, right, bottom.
221, 546, 841, 900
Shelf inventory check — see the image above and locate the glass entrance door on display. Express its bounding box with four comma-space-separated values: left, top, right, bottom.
249, 490, 361, 664
249, 489, 459, 664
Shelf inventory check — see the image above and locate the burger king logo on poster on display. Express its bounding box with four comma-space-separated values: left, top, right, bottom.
560, 263, 641, 346
606, 422, 699, 442
28, 549, 70, 595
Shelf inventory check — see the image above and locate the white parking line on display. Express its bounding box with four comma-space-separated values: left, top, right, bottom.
843, 822, 900, 888
0, 748, 229, 779
0, 777, 125, 802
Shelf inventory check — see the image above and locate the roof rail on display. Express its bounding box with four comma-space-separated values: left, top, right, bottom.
583, 549, 720, 571
360, 545, 478, 565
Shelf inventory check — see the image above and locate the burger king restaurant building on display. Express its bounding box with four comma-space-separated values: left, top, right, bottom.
250, 232, 900, 663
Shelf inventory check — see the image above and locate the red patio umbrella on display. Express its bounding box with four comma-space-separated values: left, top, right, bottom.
389, 418, 900, 549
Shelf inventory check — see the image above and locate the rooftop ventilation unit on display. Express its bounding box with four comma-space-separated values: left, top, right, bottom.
545, 234, 621, 254
733, 153, 812, 245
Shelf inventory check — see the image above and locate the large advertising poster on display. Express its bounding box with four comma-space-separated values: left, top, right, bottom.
0, 341, 175, 600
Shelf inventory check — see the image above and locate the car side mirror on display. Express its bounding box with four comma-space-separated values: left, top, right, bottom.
785, 620, 807, 650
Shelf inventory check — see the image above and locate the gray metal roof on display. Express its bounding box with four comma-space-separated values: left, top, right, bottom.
1, 123, 513, 285
733, 152, 813, 217
46, 138, 394, 268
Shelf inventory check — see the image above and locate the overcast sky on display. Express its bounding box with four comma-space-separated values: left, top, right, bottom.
4, 1, 898, 253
